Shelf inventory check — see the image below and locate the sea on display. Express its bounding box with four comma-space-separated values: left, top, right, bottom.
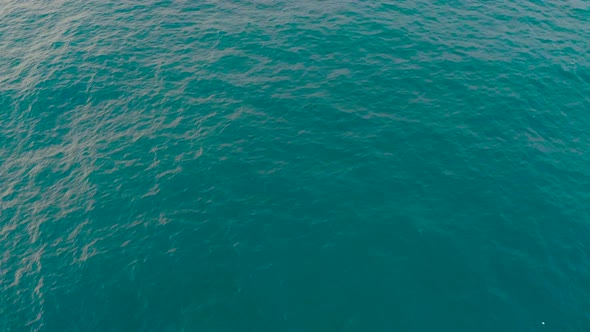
1, 0, 589, 331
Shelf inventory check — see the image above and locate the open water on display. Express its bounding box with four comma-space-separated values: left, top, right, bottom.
1, 0, 590, 331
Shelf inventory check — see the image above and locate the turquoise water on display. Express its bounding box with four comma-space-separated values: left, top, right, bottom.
1, 0, 590, 330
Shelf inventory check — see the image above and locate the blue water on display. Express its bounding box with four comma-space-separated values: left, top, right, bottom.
1, 1, 590, 331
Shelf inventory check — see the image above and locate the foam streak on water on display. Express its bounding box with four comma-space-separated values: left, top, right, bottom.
1, 1, 590, 331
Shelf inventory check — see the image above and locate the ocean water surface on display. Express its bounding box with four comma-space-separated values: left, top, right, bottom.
1, 0, 590, 331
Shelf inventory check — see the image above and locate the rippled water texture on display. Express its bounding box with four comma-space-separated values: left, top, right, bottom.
1, 0, 590, 331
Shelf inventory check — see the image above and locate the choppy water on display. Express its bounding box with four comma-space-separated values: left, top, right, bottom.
1, 1, 590, 331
